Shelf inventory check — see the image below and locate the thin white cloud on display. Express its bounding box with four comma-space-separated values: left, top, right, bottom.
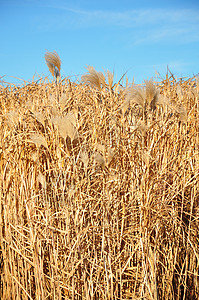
34, 4, 199, 44
134, 25, 199, 45
49, 6, 199, 27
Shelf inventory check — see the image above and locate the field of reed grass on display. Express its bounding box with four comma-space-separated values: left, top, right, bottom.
0, 65, 199, 299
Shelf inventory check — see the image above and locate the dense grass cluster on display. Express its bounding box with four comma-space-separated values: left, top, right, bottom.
0, 69, 199, 299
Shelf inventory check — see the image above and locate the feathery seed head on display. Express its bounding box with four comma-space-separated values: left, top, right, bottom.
126, 87, 146, 108
29, 133, 48, 149
145, 80, 156, 103
176, 85, 183, 101
79, 149, 89, 169
81, 66, 106, 90
94, 152, 105, 168
51, 114, 78, 141
5, 110, 19, 128
45, 51, 61, 80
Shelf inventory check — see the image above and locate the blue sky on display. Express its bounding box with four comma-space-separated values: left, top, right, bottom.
1, 0, 199, 85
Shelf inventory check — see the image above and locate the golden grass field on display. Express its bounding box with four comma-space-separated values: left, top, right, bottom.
0, 62, 199, 299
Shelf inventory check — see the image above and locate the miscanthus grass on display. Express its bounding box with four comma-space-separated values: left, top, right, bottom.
0, 65, 199, 299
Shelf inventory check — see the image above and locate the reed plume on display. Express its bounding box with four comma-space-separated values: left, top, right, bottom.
81, 66, 106, 90
45, 51, 61, 81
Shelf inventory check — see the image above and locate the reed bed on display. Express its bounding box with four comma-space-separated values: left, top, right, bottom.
0, 69, 199, 299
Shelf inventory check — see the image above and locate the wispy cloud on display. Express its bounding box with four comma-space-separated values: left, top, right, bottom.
35, 3, 199, 44
134, 25, 199, 45
51, 6, 199, 27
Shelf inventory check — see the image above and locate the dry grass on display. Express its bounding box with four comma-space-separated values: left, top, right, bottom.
0, 69, 199, 299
